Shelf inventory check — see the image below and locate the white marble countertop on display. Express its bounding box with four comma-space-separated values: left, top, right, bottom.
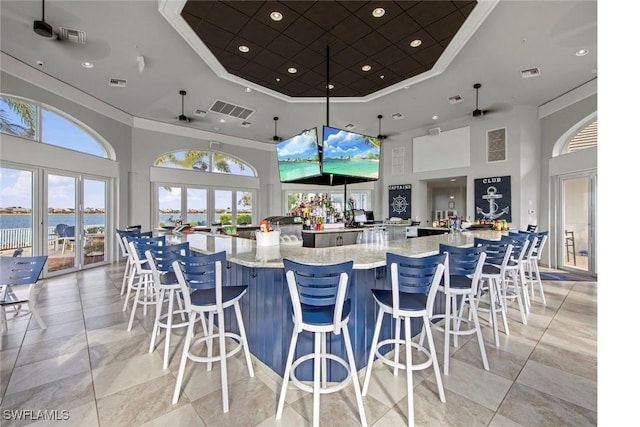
164, 229, 506, 270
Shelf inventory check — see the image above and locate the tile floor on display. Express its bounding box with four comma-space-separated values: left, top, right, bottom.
0, 262, 597, 426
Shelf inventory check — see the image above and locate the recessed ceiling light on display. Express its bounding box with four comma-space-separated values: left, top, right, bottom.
238, 45, 249, 53
81, 62, 93, 69
245, 87, 252, 93
372, 8, 385, 18
432, 115, 439, 120
410, 39, 422, 48
361, 65, 371, 72
275, 77, 281, 82
35, 60, 45, 67
287, 67, 297, 74
270, 11, 283, 21
575, 48, 589, 56
379, 75, 385, 79
219, 119, 226, 123
450, 178, 456, 182
328, 84, 335, 90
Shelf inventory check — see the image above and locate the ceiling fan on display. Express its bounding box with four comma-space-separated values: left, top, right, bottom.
471, 83, 511, 118
33, 0, 54, 38
376, 115, 398, 140
177, 90, 192, 123
272, 116, 282, 142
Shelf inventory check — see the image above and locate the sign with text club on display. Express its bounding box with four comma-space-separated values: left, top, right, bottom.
474, 176, 512, 222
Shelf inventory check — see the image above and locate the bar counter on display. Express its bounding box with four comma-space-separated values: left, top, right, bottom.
163, 229, 505, 380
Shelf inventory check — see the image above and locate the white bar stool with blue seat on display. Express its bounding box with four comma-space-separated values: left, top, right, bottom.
116, 228, 147, 296
361, 252, 446, 427
525, 231, 548, 305
431, 244, 489, 375
500, 234, 530, 322
472, 237, 513, 347
171, 251, 254, 411
145, 241, 190, 369
124, 235, 165, 331
276, 259, 367, 427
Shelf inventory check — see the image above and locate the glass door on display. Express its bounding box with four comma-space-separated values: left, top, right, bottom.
83, 178, 107, 267
47, 173, 78, 273
560, 172, 597, 275
0, 166, 35, 257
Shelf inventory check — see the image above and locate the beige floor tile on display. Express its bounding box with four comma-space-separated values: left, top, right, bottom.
139, 403, 205, 427
497, 382, 596, 427
15, 332, 88, 367
92, 351, 166, 399
516, 359, 596, 411
6, 349, 91, 395
26, 401, 99, 427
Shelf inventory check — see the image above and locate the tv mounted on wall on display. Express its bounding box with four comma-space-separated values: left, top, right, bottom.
276, 128, 321, 183
321, 126, 381, 181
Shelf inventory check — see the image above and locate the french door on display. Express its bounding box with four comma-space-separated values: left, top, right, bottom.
0, 164, 109, 276
559, 171, 597, 276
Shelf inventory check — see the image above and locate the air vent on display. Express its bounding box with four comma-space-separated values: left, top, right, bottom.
521, 67, 541, 78
209, 100, 254, 120
487, 128, 506, 162
109, 78, 127, 87
344, 123, 355, 130
392, 113, 404, 120
428, 127, 441, 136
193, 109, 208, 117
448, 95, 463, 104
58, 27, 86, 44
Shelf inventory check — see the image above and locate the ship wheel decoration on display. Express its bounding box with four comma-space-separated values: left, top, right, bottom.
391, 195, 409, 214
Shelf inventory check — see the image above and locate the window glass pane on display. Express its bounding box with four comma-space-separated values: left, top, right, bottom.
215, 190, 233, 224
155, 150, 210, 171
212, 152, 255, 176
236, 191, 252, 225
186, 188, 207, 226
41, 108, 107, 157
158, 186, 181, 226
0, 167, 33, 255
0, 96, 37, 139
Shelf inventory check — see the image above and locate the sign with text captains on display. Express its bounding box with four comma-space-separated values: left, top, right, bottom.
474, 176, 511, 222
389, 184, 411, 220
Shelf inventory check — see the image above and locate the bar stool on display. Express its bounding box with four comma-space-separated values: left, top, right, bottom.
525, 231, 548, 305
361, 253, 446, 427
124, 235, 165, 331
431, 244, 489, 375
499, 234, 530, 322
145, 242, 190, 369
116, 228, 147, 296
472, 238, 513, 347
171, 251, 254, 410
276, 259, 367, 427
509, 231, 537, 311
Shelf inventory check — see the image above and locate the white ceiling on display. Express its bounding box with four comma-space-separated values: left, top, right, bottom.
0, 0, 597, 145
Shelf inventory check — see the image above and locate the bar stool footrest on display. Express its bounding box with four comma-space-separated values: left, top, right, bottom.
375, 338, 435, 372
188, 332, 244, 364
290, 353, 351, 395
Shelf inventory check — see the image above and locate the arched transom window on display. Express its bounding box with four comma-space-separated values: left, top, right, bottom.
0, 94, 110, 158
154, 149, 257, 177
561, 120, 597, 154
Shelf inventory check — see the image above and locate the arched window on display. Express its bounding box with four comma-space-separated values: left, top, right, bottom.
0, 94, 110, 158
154, 149, 257, 177
561, 120, 597, 154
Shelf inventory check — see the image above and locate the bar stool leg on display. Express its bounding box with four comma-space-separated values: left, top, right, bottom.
422, 314, 445, 402
313, 332, 321, 427
343, 325, 368, 427
233, 302, 255, 377
362, 307, 384, 395
403, 317, 414, 427
276, 330, 299, 419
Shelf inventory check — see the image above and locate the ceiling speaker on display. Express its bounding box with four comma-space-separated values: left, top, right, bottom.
428, 127, 441, 136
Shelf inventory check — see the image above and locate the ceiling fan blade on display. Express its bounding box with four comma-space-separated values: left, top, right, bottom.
482, 103, 513, 115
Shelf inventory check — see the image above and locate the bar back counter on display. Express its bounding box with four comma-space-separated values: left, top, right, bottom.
167, 229, 505, 381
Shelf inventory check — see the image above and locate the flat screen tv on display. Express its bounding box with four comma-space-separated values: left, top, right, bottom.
321, 126, 381, 181
276, 128, 321, 183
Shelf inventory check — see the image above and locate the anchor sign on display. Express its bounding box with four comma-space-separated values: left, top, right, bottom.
474, 176, 512, 221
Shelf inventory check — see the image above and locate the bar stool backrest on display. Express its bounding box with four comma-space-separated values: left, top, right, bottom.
173, 251, 226, 292
146, 242, 190, 273
283, 258, 353, 334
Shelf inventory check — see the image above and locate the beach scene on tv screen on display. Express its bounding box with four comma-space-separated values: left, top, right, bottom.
322, 127, 381, 179
276, 128, 321, 182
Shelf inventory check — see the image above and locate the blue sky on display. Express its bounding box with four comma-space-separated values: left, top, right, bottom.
322, 127, 379, 159
276, 128, 319, 160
